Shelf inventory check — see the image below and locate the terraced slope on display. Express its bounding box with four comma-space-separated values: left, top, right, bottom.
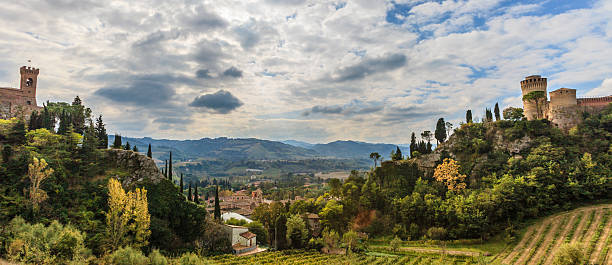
497, 204, 612, 265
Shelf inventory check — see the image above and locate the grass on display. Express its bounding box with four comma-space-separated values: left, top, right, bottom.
535, 214, 569, 265
579, 210, 597, 241
586, 209, 610, 261
523, 221, 553, 264
565, 211, 584, 243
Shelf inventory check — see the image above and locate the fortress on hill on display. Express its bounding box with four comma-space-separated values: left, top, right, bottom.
520, 75, 612, 130
0, 66, 42, 119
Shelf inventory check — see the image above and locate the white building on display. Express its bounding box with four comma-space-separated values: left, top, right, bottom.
223, 224, 257, 254
221, 212, 253, 223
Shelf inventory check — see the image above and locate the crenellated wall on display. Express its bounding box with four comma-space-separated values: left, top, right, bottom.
520, 75, 548, 120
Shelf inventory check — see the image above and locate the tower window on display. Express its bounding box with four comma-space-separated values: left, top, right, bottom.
25, 78, 33, 87
26, 101, 31, 105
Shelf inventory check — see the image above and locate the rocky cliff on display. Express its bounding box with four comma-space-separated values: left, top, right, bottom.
104, 149, 165, 187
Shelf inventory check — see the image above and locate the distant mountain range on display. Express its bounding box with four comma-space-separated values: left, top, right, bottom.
109, 136, 405, 162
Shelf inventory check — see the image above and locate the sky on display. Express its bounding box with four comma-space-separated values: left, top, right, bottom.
1, 0, 611, 144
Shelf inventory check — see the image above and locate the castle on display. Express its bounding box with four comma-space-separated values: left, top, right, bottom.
0, 66, 42, 119
520, 75, 612, 130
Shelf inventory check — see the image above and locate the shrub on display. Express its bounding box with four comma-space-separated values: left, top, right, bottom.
109, 246, 148, 265
177, 252, 211, 265
149, 249, 169, 265
390, 236, 402, 252
426, 227, 447, 240
553, 243, 584, 265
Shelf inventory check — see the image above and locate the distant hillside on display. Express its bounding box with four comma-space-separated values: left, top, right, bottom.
108, 136, 320, 162
311, 140, 400, 159
281, 140, 315, 149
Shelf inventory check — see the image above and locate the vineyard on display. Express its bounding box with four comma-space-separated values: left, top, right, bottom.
206, 250, 480, 265
495, 204, 612, 265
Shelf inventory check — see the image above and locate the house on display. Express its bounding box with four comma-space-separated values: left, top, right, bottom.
223, 224, 257, 254
305, 213, 321, 237
221, 212, 252, 223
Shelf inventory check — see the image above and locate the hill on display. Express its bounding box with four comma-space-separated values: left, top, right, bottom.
311, 140, 399, 159
496, 203, 611, 265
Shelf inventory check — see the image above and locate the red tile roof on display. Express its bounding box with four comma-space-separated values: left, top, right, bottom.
240, 231, 256, 239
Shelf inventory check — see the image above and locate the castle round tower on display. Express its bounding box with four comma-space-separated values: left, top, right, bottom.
520, 75, 548, 120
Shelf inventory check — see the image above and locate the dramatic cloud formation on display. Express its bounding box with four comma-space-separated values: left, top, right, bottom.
189, 90, 244, 114
1, 0, 611, 143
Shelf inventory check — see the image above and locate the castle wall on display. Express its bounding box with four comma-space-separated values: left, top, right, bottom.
0, 66, 40, 120
577, 96, 612, 113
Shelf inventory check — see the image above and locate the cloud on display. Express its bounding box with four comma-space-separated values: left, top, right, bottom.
585, 79, 612, 97
94, 80, 174, 106
196, 69, 213, 79
331, 53, 407, 82
302, 100, 384, 117
223, 66, 243, 78
189, 90, 243, 114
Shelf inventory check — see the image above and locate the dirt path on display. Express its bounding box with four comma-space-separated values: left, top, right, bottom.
542, 213, 577, 265
528, 215, 564, 265
589, 209, 611, 264
395, 247, 481, 257
570, 209, 593, 243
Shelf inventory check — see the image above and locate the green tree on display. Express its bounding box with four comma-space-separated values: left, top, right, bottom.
180, 173, 184, 196
390, 236, 402, 252
286, 214, 308, 248
214, 185, 221, 220
245, 221, 267, 245
409, 132, 417, 158
124, 142, 131, 151
342, 230, 359, 254
466, 110, 472, 124
112, 134, 122, 149
322, 229, 340, 250
27, 157, 54, 211
435, 118, 446, 144
503, 107, 524, 121
132, 145, 139, 152
82, 120, 98, 153
319, 200, 346, 232
188, 183, 192, 202
369, 152, 381, 168
392, 146, 403, 161
485, 108, 493, 122
274, 214, 288, 249
494, 102, 501, 121
146, 144, 152, 158
2, 145, 12, 163
95, 115, 108, 149
194, 184, 199, 204
8, 119, 26, 144
168, 151, 173, 181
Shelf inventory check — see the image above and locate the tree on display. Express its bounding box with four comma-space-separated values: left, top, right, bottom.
503, 107, 524, 121
8, 119, 26, 145
82, 120, 98, 153
410, 132, 417, 158
392, 146, 403, 161
168, 152, 172, 181
194, 185, 199, 204
95, 115, 108, 149
319, 200, 346, 232
322, 229, 340, 250
146, 144, 152, 158
188, 183, 192, 202
112, 134, 122, 149
390, 236, 401, 252
163, 160, 168, 179
104, 178, 151, 251
485, 108, 493, 122
180, 173, 184, 196
124, 142, 131, 151
286, 214, 308, 248
466, 110, 473, 124
71, 96, 86, 134
421, 131, 433, 152
435, 118, 446, 144
494, 102, 501, 121
274, 215, 288, 250
553, 243, 584, 265
245, 221, 267, 245
214, 186, 221, 220
369, 152, 381, 168
433, 158, 467, 191
342, 230, 359, 254
2, 145, 12, 163
132, 145, 138, 152
27, 157, 54, 210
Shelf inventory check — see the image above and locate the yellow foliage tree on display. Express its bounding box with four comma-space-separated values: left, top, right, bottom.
27, 157, 54, 210
105, 178, 150, 252
433, 158, 467, 191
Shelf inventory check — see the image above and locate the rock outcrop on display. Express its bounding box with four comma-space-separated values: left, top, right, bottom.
104, 149, 165, 187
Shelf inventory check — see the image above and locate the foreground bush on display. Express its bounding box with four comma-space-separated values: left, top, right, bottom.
108, 246, 148, 265
553, 243, 584, 265
2, 216, 90, 264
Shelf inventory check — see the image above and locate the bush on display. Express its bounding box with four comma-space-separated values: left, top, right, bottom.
149, 249, 169, 265
390, 236, 402, 252
553, 243, 584, 265
426, 227, 447, 240
109, 246, 148, 265
3, 217, 89, 264
177, 252, 211, 265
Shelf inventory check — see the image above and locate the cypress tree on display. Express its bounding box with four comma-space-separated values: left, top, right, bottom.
194, 185, 199, 204
180, 173, 184, 195
41, 105, 53, 131
392, 146, 402, 161
214, 185, 221, 220
188, 182, 192, 202
466, 110, 473, 124
494, 102, 501, 121
146, 144, 152, 158
95, 115, 108, 149
164, 160, 168, 178
8, 120, 26, 145
112, 134, 122, 149
132, 145, 139, 152
435, 118, 446, 144
485, 108, 493, 122
124, 142, 131, 150
410, 132, 416, 158
168, 151, 173, 180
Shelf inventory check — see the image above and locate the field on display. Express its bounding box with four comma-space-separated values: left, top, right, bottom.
494, 203, 612, 265
206, 250, 480, 265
